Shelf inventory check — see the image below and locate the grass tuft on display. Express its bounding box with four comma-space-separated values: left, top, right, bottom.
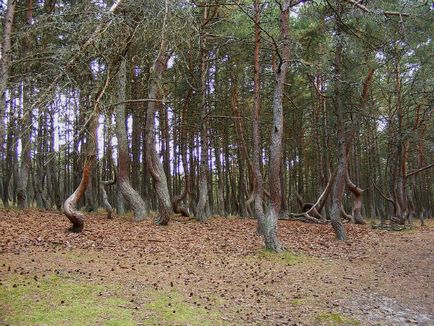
315, 312, 360, 325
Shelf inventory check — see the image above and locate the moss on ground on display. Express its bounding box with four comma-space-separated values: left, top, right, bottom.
0, 275, 136, 326
290, 298, 304, 305
248, 249, 306, 266
0, 274, 225, 326
315, 312, 361, 325
144, 290, 224, 326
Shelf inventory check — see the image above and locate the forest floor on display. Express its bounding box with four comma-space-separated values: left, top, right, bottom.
0, 209, 433, 326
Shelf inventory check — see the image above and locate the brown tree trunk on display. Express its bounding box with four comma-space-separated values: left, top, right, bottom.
16, 0, 34, 209
2, 105, 15, 208
0, 0, 17, 150
145, 10, 173, 225
329, 2, 347, 240
230, 71, 252, 216
63, 114, 98, 232
171, 83, 191, 217
252, 0, 265, 235
63, 62, 110, 231
196, 4, 211, 221
115, 56, 148, 221
346, 171, 365, 224
100, 178, 115, 219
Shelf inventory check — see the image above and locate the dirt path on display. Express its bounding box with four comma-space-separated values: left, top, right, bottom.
0, 209, 433, 325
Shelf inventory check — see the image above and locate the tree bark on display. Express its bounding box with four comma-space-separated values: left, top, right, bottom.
115, 56, 148, 221
346, 171, 365, 224
329, 1, 347, 240
196, 3, 211, 221
252, 0, 266, 235
171, 83, 191, 217
63, 114, 98, 232
16, 0, 33, 209
260, 0, 293, 252
63, 62, 110, 231
145, 3, 173, 226
100, 177, 116, 219
0, 0, 17, 150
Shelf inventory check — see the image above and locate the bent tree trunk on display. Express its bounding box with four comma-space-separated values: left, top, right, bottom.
171, 99, 190, 217
346, 172, 365, 224
63, 113, 98, 232
115, 56, 148, 221
145, 25, 173, 225
100, 178, 115, 219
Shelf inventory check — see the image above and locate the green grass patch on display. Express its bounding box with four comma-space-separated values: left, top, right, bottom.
0, 275, 136, 326
144, 290, 224, 326
315, 312, 360, 325
248, 249, 306, 266
290, 298, 304, 305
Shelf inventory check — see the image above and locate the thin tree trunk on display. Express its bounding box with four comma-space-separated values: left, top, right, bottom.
2, 102, 15, 208
16, 0, 34, 209
329, 1, 347, 240
100, 178, 115, 219
0, 0, 17, 150
196, 4, 211, 221
252, 0, 266, 236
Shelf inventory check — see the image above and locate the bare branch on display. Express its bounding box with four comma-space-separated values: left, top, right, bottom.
405, 163, 434, 178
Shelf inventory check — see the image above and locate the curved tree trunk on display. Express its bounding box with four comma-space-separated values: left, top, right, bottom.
63, 57, 110, 231
145, 7, 173, 226
63, 114, 98, 232
146, 74, 173, 225
171, 94, 190, 218
100, 178, 115, 219
115, 56, 148, 221
295, 192, 324, 220
346, 172, 365, 224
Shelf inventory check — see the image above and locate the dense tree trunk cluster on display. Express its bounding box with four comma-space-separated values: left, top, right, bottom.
0, 0, 432, 250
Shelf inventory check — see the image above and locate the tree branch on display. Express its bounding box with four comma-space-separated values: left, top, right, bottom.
405, 163, 434, 178
342, 0, 410, 17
